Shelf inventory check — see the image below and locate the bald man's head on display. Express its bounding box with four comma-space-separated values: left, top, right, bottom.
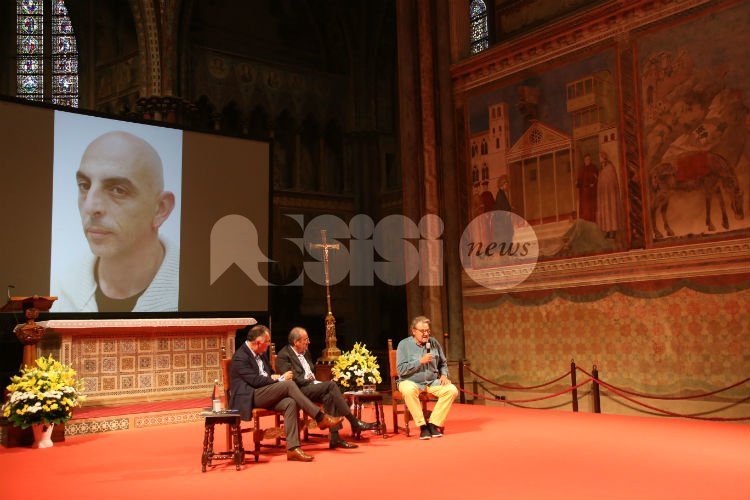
76, 131, 174, 260
81, 131, 165, 193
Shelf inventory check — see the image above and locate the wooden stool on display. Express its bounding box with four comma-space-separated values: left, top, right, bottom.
201, 411, 244, 472
344, 391, 387, 439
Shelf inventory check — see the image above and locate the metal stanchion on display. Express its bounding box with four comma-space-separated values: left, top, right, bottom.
592, 365, 601, 414
570, 359, 578, 412
458, 359, 466, 404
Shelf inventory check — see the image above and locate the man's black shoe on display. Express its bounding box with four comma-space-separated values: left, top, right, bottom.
352, 419, 378, 432
330, 437, 358, 449
419, 425, 431, 440
428, 423, 443, 437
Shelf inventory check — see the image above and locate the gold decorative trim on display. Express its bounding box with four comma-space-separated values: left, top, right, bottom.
274, 194, 354, 212
452, 0, 714, 93
463, 237, 750, 294
41, 318, 255, 330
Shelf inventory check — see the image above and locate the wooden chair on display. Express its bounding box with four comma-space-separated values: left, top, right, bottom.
220, 345, 286, 462
388, 338, 436, 436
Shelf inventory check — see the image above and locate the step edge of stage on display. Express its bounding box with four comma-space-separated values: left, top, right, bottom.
66, 405, 207, 437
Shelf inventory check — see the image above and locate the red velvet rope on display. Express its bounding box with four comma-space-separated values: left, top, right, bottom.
464, 365, 572, 390
575, 367, 750, 400
458, 378, 593, 404
476, 381, 592, 410
574, 368, 750, 421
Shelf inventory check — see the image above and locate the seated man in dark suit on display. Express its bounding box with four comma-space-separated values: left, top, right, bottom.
229, 324, 344, 462
276, 326, 378, 449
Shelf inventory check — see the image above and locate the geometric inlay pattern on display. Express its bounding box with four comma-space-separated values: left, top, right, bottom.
65, 418, 129, 436
134, 410, 203, 428
67, 333, 230, 404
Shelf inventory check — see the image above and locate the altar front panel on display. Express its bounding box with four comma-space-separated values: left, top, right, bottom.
42, 319, 252, 405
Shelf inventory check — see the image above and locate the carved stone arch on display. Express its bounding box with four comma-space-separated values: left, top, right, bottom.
273, 109, 297, 190
323, 119, 345, 193
129, 0, 161, 97
154, 0, 183, 95
194, 94, 216, 130
299, 113, 321, 191
220, 100, 244, 135
247, 85, 274, 129
299, 85, 327, 125
248, 105, 271, 140
274, 91, 298, 124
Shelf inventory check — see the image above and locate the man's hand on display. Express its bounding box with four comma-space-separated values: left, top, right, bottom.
272, 371, 293, 381
420, 353, 434, 364
439, 375, 451, 386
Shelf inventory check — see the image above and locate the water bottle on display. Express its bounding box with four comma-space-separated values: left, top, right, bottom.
211, 379, 222, 412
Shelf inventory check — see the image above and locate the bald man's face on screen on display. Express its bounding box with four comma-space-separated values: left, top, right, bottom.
76, 131, 174, 260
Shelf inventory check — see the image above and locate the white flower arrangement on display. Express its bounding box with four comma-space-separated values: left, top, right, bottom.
2, 355, 85, 428
331, 342, 382, 389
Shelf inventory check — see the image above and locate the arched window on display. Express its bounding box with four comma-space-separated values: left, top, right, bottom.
469, 0, 489, 55
17, 0, 78, 107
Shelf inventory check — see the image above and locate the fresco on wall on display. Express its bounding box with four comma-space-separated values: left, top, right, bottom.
466, 50, 626, 260
639, 2, 750, 241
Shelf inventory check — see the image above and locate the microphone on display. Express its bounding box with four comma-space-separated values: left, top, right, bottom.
7, 284, 15, 300
425, 339, 431, 353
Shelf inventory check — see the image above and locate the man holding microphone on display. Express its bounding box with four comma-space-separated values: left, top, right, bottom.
396, 316, 458, 440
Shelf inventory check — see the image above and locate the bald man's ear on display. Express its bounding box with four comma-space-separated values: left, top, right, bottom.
152, 191, 175, 229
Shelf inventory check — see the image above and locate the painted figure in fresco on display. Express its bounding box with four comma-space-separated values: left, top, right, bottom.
650, 151, 745, 239
478, 187, 495, 250
492, 175, 515, 244
576, 154, 598, 222
596, 151, 622, 238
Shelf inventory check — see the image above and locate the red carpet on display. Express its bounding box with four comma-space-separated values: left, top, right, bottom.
1, 403, 748, 500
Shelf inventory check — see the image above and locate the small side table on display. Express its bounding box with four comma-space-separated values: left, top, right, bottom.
343, 391, 387, 439
201, 410, 244, 472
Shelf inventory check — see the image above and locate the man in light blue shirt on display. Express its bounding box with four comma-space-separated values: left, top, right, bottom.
396, 315, 458, 440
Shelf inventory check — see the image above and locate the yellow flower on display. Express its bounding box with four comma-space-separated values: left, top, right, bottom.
332, 343, 382, 389
3, 355, 84, 428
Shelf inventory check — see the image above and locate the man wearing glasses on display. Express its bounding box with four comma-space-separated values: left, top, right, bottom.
396, 316, 458, 440
276, 327, 378, 449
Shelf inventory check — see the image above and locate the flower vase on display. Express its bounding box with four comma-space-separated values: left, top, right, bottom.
31, 423, 55, 449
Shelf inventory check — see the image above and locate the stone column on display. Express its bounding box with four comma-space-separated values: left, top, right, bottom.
414, 0, 445, 335
396, 0, 425, 324
396, 0, 466, 356
435, 0, 466, 361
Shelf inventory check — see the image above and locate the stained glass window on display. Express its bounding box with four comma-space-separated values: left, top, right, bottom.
17, 0, 44, 101
16, 0, 78, 107
470, 0, 489, 55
